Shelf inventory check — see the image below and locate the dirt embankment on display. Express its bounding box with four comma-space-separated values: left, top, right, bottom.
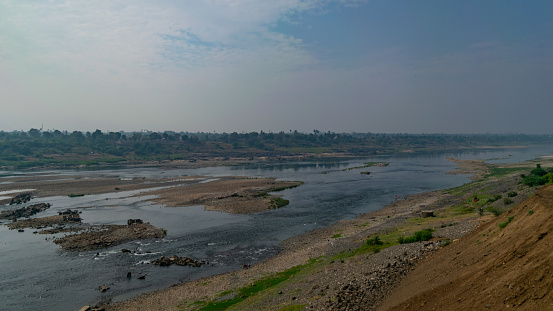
379, 184, 553, 311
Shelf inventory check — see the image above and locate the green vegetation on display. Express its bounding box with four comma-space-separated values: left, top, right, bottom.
487, 194, 502, 203
397, 229, 434, 244
498, 216, 515, 229
268, 198, 289, 209
522, 164, 553, 187
2, 129, 552, 168
254, 182, 303, 198
193, 259, 320, 311
487, 206, 505, 217
331, 234, 342, 239
343, 161, 389, 171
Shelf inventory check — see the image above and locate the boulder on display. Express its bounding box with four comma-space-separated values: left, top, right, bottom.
127, 219, 144, 225
151, 255, 204, 267
9, 193, 32, 205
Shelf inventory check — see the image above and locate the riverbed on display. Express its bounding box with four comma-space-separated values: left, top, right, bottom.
0, 147, 551, 311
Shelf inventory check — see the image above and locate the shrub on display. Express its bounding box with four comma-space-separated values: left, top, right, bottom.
523, 175, 545, 187
507, 191, 518, 197
398, 229, 433, 244
503, 198, 514, 205
268, 198, 289, 209
498, 216, 514, 229
367, 236, 383, 246
487, 194, 502, 203
543, 173, 553, 184
531, 164, 547, 176
487, 206, 504, 216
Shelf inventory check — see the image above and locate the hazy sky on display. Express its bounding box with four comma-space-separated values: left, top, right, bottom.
1, 1, 552, 134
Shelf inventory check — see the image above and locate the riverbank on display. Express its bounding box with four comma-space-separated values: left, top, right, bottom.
103, 158, 547, 310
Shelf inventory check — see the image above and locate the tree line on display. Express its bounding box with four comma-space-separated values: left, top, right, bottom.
1, 129, 551, 168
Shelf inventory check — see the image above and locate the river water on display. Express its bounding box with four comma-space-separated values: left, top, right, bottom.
0, 147, 551, 311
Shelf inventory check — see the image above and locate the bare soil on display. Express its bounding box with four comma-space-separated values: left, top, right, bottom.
379, 184, 553, 311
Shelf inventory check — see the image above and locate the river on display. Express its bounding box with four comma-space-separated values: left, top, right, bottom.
0, 147, 551, 311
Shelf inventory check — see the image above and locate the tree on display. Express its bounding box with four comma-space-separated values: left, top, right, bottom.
28, 128, 41, 138
91, 129, 104, 140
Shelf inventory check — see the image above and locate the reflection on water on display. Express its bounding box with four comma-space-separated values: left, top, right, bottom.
0, 147, 551, 311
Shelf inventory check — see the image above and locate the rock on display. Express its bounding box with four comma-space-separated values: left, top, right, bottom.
151, 255, 204, 267
78, 306, 91, 311
137, 275, 146, 280
127, 272, 132, 278
121, 249, 131, 253
127, 219, 144, 225
57, 209, 81, 222
99, 285, 110, 293
420, 211, 435, 218
0, 202, 51, 220
9, 193, 32, 205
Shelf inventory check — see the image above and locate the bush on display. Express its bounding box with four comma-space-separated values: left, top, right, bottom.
398, 229, 433, 244
523, 175, 545, 187
268, 197, 289, 209
503, 198, 514, 205
498, 216, 514, 229
367, 236, 383, 246
487, 194, 502, 203
531, 164, 547, 176
507, 191, 518, 197
487, 206, 504, 216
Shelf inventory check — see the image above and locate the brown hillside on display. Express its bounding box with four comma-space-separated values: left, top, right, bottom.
380, 184, 553, 311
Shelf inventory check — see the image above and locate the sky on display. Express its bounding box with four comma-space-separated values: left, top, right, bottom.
1, 0, 552, 134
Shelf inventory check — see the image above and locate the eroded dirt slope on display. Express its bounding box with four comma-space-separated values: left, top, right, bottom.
380, 184, 553, 311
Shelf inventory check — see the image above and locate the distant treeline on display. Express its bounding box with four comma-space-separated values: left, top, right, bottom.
0, 129, 551, 168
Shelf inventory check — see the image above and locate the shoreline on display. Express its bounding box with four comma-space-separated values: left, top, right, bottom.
1, 156, 544, 310
104, 158, 500, 311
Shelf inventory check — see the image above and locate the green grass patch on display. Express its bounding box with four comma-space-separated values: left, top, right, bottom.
487, 206, 505, 216
498, 216, 514, 229
397, 229, 434, 244
195, 259, 320, 311
331, 234, 396, 262
254, 182, 304, 198
486, 166, 529, 178
268, 198, 289, 209
331, 234, 342, 239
